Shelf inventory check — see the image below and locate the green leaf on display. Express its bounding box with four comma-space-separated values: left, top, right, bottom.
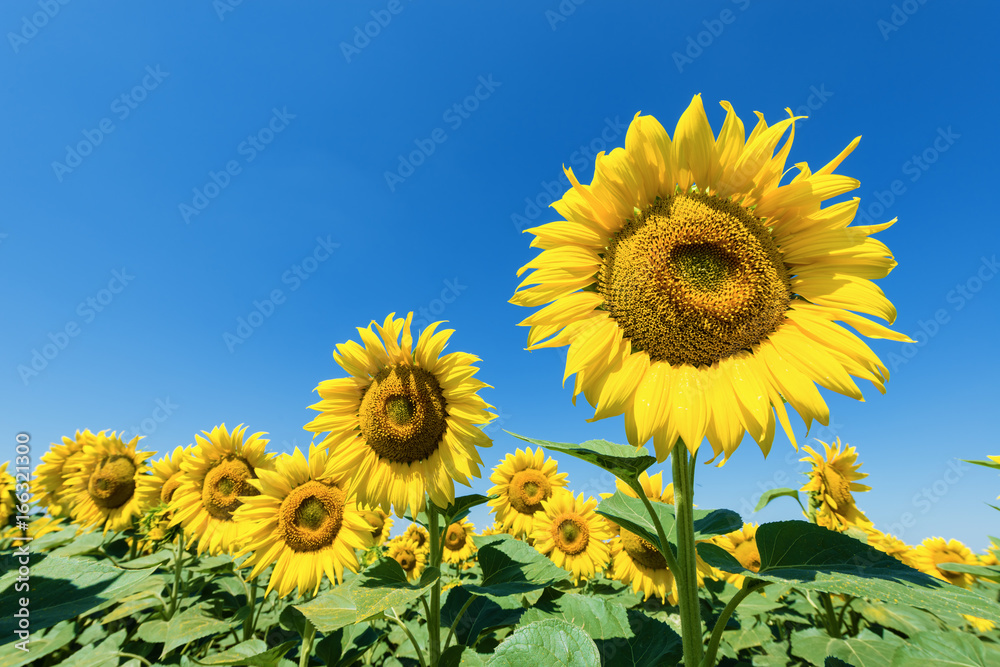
485, 619, 601, 667
791, 627, 903, 667
722, 625, 773, 652
520, 594, 682, 667
440, 586, 524, 646
45, 530, 107, 557
697, 521, 1000, 621
854, 601, 943, 636
440, 644, 487, 667
136, 603, 234, 655
0, 554, 156, 637
506, 433, 655, 489
439, 494, 493, 526
938, 562, 1000, 583
965, 458, 1000, 470
465, 534, 569, 597
754, 487, 804, 513
194, 639, 298, 666
0, 620, 76, 667
314, 623, 383, 667
59, 628, 128, 667
596, 491, 741, 553
889, 630, 1000, 666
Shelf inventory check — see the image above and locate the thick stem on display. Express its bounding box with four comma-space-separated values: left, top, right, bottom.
168, 531, 186, 619
821, 592, 842, 638
298, 616, 316, 667
428, 504, 442, 666
700, 580, 769, 667
672, 443, 704, 667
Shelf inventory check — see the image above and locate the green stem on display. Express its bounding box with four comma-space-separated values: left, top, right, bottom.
243, 576, 257, 641
389, 607, 427, 667
298, 616, 316, 667
167, 531, 186, 619
700, 580, 769, 667
111, 652, 153, 667
636, 490, 682, 576
835, 595, 856, 635
672, 442, 704, 667
428, 504, 442, 666
128, 533, 139, 560
821, 592, 842, 638
442, 593, 478, 653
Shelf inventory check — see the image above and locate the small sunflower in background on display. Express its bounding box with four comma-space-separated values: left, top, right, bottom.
710, 523, 760, 589
3, 515, 66, 546
488, 447, 568, 539
403, 523, 431, 553
136, 445, 191, 545
234, 443, 373, 598
169, 424, 274, 556
442, 518, 476, 565
530, 490, 611, 584
63, 431, 153, 534
0, 463, 15, 528
861, 527, 911, 564
909, 537, 980, 589
32, 429, 97, 518
479, 523, 505, 537
386, 536, 427, 582
361, 506, 394, 547
800, 438, 872, 531
306, 312, 495, 518
511, 95, 909, 464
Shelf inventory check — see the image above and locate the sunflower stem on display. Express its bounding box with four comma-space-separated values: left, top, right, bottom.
298, 616, 316, 667
821, 592, 842, 638
167, 531, 186, 620
442, 592, 477, 653
699, 579, 769, 667
389, 607, 427, 667
243, 575, 257, 641
427, 503, 442, 666
672, 442, 704, 667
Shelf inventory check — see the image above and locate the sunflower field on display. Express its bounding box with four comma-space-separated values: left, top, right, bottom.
3, 91, 1000, 667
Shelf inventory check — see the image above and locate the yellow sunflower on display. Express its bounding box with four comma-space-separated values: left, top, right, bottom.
710, 523, 760, 589
169, 424, 275, 556
479, 523, 506, 536
234, 444, 372, 598
63, 431, 153, 534
530, 490, 611, 584
403, 523, 431, 553
32, 429, 97, 518
601, 471, 674, 537
386, 536, 428, 582
861, 527, 911, 564
609, 532, 677, 604
511, 96, 909, 464
964, 615, 997, 633
909, 537, 980, 589
0, 462, 15, 527
361, 506, 394, 547
488, 447, 569, 538
442, 518, 477, 564
800, 438, 872, 531
306, 312, 495, 518
136, 445, 190, 512
3, 515, 66, 546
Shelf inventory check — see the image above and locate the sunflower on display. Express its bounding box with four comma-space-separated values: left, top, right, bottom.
530, 490, 611, 584
361, 506, 394, 547
442, 518, 477, 564
964, 615, 997, 633
403, 523, 431, 553
234, 444, 372, 598
479, 523, 506, 536
909, 537, 980, 589
169, 424, 275, 556
710, 523, 760, 589
511, 96, 909, 464
0, 462, 15, 527
62, 431, 153, 534
386, 536, 428, 582
800, 438, 872, 531
609, 532, 677, 604
488, 447, 569, 538
136, 445, 190, 511
32, 430, 97, 518
861, 527, 910, 564
306, 313, 495, 518
3, 515, 66, 546
601, 471, 674, 536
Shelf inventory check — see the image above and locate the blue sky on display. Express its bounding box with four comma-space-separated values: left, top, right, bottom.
1, 1, 998, 550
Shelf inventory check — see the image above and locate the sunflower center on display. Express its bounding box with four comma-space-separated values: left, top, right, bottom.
359, 365, 448, 464
87, 455, 137, 509
598, 192, 791, 367
202, 457, 257, 521
621, 529, 667, 570
160, 471, 183, 505
508, 470, 552, 515
823, 468, 853, 508
733, 540, 761, 572
444, 523, 467, 551
551, 514, 589, 555
278, 481, 345, 552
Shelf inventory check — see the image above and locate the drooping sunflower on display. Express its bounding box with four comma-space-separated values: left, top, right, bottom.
710, 523, 760, 589
0, 462, 15, 527
306, 313, 495, 518
800, 438, 872, 531
234, 444, 373, 598
32, 429, 97, 518
63, 431, 153, 534
511, 96, 910, 463
169, 424, 274, 556
442, 518, 477, 564
386, 536, 428, 582
530, 490, 612, 584
488, 447, 569, 538
909, 537, 980, 589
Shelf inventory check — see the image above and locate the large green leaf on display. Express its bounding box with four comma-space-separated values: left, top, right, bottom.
889, 630, 1000, 666
294, 560, 439, 633
136, 602, 234, 655
596, 491, 741, 553
520, 594, 682, 667
0, 554, 156, 638
485, 619, 601, 667
721, 625, 773, 653
439, 644, 487, 667
194, 639, 298, 666
314, 623, 383, 667
506, 433, 655, 490
697, 521, 1000, 621
791, 627, 903, 667
465, 534, 569, 597
408, 494, 493, 530
440, 586, 524, 646
59, 628, 128, 667
855, 601, 943, 636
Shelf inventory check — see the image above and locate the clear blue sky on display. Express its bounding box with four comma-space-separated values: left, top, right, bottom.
1, 1, 998, 550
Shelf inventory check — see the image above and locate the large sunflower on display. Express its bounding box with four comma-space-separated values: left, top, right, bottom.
234, 444, 372, 598
306, 312, 495, 518
63, 431, 153, 534
511, 96, 909, 463
530, 490, 612, 584
32, 429, 97, 518
169, 424, 275, 556
800, 438, 872, 531
386, 536, 428, 582
487, 447, 569, 538
909, 537, 980, 589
